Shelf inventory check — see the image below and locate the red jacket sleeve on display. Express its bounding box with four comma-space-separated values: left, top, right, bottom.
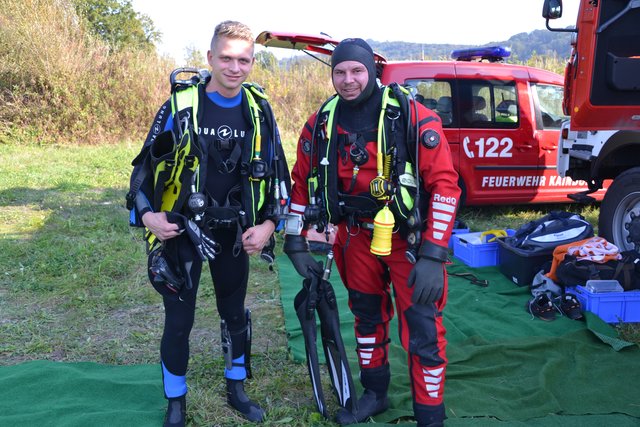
413, 101, 461, 249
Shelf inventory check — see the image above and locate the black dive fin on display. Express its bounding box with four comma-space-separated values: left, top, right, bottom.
294, 280, 328, 418
317, 280, 358, 414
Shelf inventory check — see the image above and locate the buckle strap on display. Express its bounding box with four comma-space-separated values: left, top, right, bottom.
356, 219, 375, 231
210, 138, 243, 173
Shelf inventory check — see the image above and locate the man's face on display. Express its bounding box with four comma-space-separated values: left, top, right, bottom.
332, 60, 369, 101
207, 37, 255, 97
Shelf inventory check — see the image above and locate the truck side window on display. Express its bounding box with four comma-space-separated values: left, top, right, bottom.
532, 83, 569, 129
494, 85, 518, 126
460, 81, 519, 129
404, 79, 454, 127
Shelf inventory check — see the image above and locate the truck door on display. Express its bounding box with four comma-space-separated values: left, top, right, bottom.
455, 78, 541, 204
530, 82, 594, 200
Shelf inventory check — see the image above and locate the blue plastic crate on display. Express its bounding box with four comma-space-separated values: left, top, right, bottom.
448, 228, 470, 249
569, 286, 640, 323
452, 229, 514, 268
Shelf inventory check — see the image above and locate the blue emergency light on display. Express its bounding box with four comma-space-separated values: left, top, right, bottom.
451, 46, 511, 62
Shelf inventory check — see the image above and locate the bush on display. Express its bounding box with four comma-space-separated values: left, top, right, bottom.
0, 0, 173, 145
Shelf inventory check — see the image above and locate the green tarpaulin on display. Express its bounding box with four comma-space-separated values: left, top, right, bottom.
0, 361, 164, 427
278, 254, 640, 426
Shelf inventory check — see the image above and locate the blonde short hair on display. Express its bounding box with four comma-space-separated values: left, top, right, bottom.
211, 20, 254, 51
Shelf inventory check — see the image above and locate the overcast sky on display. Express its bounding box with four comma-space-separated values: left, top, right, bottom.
131, 0, 579, 63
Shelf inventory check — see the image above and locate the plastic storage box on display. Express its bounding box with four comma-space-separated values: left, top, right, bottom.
569, 285, 640, 323
585, 280, 623, 293
448, 227, 470, 249
496, 237, 553, 287
453, 229, 514, 268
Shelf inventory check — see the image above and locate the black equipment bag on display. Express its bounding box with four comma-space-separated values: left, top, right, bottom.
556, 250, 640, 291
509, 211, 594, 255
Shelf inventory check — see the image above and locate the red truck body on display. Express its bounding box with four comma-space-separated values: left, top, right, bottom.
543, 0, 640, 251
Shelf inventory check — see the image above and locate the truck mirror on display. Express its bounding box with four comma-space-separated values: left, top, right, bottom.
542, 0, 563, 20
543, 0, 575, 33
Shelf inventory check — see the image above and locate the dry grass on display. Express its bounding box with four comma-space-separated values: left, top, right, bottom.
0, 0, 173, 145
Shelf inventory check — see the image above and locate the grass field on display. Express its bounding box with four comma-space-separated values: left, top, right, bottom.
1, 142, 637, 426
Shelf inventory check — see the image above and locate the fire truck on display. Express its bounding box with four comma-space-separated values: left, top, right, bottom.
256, 30, 608, 208
542, 0, 640, 251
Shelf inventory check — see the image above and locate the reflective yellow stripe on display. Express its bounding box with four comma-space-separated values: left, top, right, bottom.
242, 85, 264, 224
243, 86, 261, 159
320, 97, 339, 222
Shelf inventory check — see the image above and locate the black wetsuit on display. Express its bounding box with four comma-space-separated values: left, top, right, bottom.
145, 90, 255, 396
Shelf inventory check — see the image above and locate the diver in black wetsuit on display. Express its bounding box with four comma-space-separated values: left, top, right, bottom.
129, 20, 289, 426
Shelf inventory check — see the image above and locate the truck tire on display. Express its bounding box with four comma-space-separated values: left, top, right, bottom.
598, 167, 640, 252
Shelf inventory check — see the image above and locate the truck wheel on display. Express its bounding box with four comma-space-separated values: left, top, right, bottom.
599, 167, 640, 251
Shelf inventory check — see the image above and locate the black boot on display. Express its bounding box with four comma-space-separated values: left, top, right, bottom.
226, 378, 265, 423
163, 395, 186, 427
335, 389, 390, 425
335, 364, 390, 425
414, 402, 446, 427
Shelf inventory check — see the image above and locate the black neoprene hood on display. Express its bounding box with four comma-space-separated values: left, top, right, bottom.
331, 38, 377, 105
331, 38, 375, 73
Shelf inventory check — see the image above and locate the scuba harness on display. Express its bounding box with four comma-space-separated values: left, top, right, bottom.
202, 81, 289, 259
127, 68, 220, 294
127, 68, 289, 292
127, 68, 210, 252
304, 83, 424, 262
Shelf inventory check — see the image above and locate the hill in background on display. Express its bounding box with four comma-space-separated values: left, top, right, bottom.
367, 28, 573, 61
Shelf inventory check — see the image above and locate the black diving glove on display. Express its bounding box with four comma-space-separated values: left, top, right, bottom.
167, 212, 221, 261
407, 241, 448, 305
185, 219, 220, 261
283, 234, 323, 279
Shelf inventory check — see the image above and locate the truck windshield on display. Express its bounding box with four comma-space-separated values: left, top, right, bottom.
533, 83, 568, 129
